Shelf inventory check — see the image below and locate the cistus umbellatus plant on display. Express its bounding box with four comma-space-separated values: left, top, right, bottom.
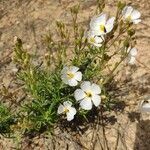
1, 1, 142, 136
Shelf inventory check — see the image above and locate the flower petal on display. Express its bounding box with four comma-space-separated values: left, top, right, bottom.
91, 83, 101, 94
122, 6, 128, 15
95, 13, 107, 24
132, 19, 141, 24
69, 66, 79, 73
105, 17, 115, 33
57, 104, 65, 114
74, 72, 82, 81
128, 56, 136, 65
90, 13, 107, 35
90, 13, 107, 28
69, 107, 77, 116
61, 66, 68, 74
93, 42, 103, 47
131, 10, 141, 20
95, 36, 104, 43
87, 30, 104, 47
66, 108, 76, 121
92, 95, 101, 107
61, 74, 69, 84
140, 102, 150, 112
63, 101, 72, 107
68, 78, 78, 86
80, 98, 92, 110
74, 89, 85, 101
81, 81, 91, 91
130, 48, 138, 56
122, 6, 133, 18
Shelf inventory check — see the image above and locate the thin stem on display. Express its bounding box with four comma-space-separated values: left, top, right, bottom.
103, 55, 127, 84
106, 24, 129, 51
136, 59, 150, 70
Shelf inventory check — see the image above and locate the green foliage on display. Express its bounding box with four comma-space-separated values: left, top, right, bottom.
0, 103, 14, 135
18, 69, 62, 133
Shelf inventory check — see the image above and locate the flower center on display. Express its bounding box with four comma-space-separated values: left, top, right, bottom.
67, 72, 74, 79
100, 25, 106, 33
90, 37, 95, 43
64, 108, 69, 113
127, 15, 132, 21
85, 91, 92, 98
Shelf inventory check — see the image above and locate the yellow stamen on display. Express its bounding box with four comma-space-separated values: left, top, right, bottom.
85, 91, 92, 98
64, 108, 69, 113
100, 25, 106, 33
127, 16, 132, 21
67, 72, 74, 79
90, 37, 95, 43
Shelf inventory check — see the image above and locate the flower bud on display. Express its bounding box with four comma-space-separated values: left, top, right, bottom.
127, 29, 135, 37
117, 1, 126, 10
123, 39, 130, 48
99, 78, 104, 84
101, 95, 106, 99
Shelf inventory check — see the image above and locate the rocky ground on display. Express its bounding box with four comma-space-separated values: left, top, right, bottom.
0, 0, 150, 149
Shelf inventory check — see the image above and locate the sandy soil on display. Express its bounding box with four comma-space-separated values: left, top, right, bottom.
0, 0, 150, 149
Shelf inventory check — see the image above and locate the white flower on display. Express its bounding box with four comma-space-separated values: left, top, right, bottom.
61, 66, 82, 86
140, 100, 150, 112
90, 13, 115, 35
74, 81, 101, 110
87, 30, 104, 47
127, 47, 138, 65
122, 6, 141, 24
57, 101, 77, 121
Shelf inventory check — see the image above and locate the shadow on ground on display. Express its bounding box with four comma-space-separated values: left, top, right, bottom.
134, 119, 150, 150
